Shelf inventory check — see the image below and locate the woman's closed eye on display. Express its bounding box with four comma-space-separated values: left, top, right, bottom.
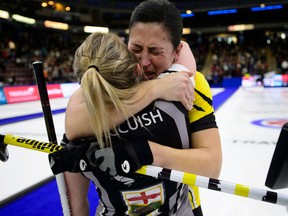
131, 48, 142, 54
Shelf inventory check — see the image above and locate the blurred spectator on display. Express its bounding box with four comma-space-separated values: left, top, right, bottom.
0, 21, 287, 86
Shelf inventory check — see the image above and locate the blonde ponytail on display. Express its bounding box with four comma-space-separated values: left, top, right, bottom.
73, 32, 142, 148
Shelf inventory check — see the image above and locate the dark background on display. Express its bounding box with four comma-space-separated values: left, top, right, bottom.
1, 0, 288, 33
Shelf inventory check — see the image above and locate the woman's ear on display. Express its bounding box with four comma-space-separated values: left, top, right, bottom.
174, 42, 183, 62
174, 41, 196, 73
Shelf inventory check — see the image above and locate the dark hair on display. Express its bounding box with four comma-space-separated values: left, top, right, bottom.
129, 0, 183, 49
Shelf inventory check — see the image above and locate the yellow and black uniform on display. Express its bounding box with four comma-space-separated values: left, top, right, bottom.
188, 71, 217, 216
78, 65, 217, 215
167, 64, 217, 216
190, 71, 216, 132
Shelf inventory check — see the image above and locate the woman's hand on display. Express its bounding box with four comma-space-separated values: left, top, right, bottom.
155, 71, 195, 110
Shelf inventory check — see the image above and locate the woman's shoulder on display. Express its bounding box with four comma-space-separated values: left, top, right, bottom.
195, 71, 211, 94
65, 87, 94, 140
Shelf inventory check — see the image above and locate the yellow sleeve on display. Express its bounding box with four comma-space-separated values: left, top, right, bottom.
188, 71, 214, 123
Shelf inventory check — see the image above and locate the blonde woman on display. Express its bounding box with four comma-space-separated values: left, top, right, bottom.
49, 31, 196, 215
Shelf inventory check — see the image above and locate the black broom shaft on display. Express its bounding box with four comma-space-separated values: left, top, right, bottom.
32, 61, 57, 144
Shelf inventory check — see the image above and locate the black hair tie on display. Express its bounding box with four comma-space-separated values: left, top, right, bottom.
88, 65, 99, 72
